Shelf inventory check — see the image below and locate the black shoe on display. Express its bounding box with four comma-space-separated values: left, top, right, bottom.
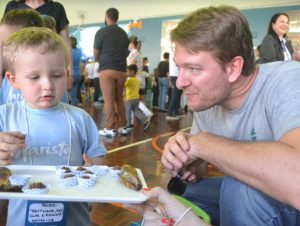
143, 120, 150, 131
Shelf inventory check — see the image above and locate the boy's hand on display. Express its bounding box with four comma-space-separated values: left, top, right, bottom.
83, 153, 93, 166
0, 132, 25, 165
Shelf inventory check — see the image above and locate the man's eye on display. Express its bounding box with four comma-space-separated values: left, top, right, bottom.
29, 76, 39, 80
190, 67, 201, 75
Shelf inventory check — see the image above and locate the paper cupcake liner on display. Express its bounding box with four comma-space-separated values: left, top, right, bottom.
92, 165, 108, 176
77, 174, 97, 188
55, 165, 73, 176
22, 184, 49, 194
109, 167, 122, 177
61, 174, 78, 187
74, 166, 90, 175
9, 175, 31, 186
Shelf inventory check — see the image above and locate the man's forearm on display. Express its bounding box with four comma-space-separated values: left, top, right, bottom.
190, 132, 300, 210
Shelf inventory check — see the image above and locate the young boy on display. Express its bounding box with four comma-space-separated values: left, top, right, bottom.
125, 64, 150, 131
0, 27, 107, 226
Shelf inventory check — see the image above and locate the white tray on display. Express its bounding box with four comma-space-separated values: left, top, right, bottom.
0, 165, 147, 204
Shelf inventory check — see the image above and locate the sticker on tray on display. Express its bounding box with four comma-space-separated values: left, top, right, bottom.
25, 201, 68, 226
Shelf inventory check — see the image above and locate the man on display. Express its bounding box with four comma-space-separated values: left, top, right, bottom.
161, 6, 300, 226
94, 8, 129, 138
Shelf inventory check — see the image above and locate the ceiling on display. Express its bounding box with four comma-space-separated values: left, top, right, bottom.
0, 0, 299, 26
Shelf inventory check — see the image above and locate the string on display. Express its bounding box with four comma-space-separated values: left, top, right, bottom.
173, 207, 192, 226
23, 101, 72, 165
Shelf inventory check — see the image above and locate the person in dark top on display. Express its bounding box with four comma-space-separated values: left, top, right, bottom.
143, 57, 149, 73
157, 52, 170, 112
94, 7, 129, 138
4, 0, 74, 91
260, 12, 294, 63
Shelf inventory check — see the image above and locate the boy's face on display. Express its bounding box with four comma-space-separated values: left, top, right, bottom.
7, 48, 67, 109
127, 69, 135, 77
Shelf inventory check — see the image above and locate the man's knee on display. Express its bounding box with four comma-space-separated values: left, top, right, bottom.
220, 177, 300, 226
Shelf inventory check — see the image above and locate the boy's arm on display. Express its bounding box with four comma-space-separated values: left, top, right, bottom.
0, 132, 25, 165
91, 156, 106, 165
83, 154, 105, 166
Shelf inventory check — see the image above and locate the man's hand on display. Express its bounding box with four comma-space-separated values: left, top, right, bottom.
0, 132, 25, 165
179, 159, 208, 183
161, 131, 195, 172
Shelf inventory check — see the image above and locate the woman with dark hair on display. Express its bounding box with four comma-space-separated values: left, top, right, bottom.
260, 12, 294, 63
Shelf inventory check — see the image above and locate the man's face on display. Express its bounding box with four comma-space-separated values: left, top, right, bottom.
174, 43, 231, 112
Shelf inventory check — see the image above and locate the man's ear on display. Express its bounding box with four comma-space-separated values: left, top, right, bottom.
226, 56, 244, 83
5, 71, 20, 89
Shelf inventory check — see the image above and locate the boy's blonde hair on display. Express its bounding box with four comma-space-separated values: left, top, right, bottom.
3, 27, 69, 74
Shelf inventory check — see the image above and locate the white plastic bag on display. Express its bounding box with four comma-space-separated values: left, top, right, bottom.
138, 101, 153, 118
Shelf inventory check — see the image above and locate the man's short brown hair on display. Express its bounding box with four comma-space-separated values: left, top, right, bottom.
171, 6, 255, 76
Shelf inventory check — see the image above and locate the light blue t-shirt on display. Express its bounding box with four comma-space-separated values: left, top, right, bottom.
0, 76, 23, 104
0, 101, 107, 226
191, 61, 300, 142
0, 76, 69, 105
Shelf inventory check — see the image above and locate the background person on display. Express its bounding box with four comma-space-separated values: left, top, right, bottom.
4, 0, 74, 91
0, 9, 44, 104
260, 12, 294, 63
85, 58, 102, 105
127, 187, 210, 226
94, 7, 129, 138
157, 52, 170, 112
125, 64, 150, 131
166, 50, 183, 120
127, 36, 146, 100
70, 36, 83, 106
161, 6, 300, 226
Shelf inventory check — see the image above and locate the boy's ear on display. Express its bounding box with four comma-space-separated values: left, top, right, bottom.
5, 71, 20, 89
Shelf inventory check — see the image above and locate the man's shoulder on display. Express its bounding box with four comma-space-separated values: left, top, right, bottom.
259, 61, 300, 76
254, 61, 300, 95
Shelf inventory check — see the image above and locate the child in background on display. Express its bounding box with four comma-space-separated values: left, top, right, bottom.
85, 58, 103, 104
125, 64, 150, 131
0, 27, 107, 226
42, 14, 57, 32
0, 9, 69, 104
0, 9, 44, 104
